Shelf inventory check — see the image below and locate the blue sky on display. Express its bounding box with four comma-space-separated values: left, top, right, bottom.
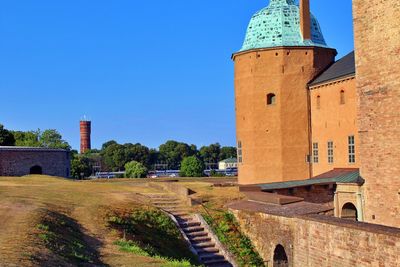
0, 0, 354, 150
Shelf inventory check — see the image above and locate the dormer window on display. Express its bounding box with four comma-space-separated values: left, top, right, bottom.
267, 93, 276, 106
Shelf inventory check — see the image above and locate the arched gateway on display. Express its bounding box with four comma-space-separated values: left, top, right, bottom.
30, 165, 43, 175
341, 202, 358, 221
273, 244, 289, 267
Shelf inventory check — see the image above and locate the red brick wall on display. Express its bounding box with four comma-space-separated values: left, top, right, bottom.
353, 0, 400, 228
232, 210, 400, 267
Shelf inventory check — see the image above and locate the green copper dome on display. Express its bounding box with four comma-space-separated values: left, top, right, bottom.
240, 0, 328, 52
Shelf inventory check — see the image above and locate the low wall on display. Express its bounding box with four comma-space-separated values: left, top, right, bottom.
231, 210, 400, 267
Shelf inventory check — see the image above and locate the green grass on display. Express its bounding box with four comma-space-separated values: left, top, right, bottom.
203, 209, 265, 267
109, 207, 201, 266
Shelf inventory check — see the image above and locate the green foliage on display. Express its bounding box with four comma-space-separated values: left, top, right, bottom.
220, 146, 237, 161
10, 128, 70, 149
124, 161, 148, 178
180, 156, 204, 177
203, 210, 265, 267
159, 140, 197, 169
108, 207, 199, 265
199, 143, 221, 164
0, 124, 15, 146
71, 155, 92, 179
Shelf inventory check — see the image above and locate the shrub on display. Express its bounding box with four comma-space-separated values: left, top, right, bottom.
124, 161, 148, 178
180, 156, 204, 177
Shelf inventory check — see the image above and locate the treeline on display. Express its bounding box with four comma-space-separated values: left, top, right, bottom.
74, 140, 237, 178
0, 124, 70, 149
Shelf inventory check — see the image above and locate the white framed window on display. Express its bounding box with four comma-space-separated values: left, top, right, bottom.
348, 136, 356, 163
313, 143, 319, 163
328, 141, 334, 164
237, 141, 243, 163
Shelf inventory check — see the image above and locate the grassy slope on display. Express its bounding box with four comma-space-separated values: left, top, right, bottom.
0, 176, 185, 266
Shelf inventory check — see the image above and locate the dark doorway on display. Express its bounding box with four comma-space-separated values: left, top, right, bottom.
273, 244, 289, 267
30, 165, 43, 175
341, 203, 358, 221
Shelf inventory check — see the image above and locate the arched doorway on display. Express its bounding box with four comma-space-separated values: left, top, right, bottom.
341, 202, 358, 221
273, 244, 289, 267
30, 165, 43, 175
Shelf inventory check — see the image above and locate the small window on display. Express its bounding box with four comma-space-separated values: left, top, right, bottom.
267, 93, 276, 105
313, 143, 319, 163
340, 90, 345, 105
237, 141, 243, 163
328, 141, 334, 164
316, 95, 321, 109
348, 136, 356, 163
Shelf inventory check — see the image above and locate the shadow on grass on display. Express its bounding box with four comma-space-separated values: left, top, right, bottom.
33, 209, 109, 267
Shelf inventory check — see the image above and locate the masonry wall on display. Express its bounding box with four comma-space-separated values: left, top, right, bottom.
310, 78, 359, 176
233, 47, 336, 185
232, 210, 400, 267
353, 0, 400, 228
0, 150, 70, 178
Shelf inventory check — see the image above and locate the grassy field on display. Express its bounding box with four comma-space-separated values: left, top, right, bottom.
0, 175, 241, 266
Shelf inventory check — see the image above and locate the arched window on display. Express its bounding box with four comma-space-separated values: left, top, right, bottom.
341, 203, 358, 221
316, 95, 321, 109
340, 90, 345, 105
267, 93, 276, 106
273, 244, 289, 267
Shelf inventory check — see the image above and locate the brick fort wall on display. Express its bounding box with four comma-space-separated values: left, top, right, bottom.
232, 210, 400, 267
0, 149, 71, 178
353, 0, 400, 228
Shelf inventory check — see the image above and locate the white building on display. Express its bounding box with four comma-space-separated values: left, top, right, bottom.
218, 158, 238, 170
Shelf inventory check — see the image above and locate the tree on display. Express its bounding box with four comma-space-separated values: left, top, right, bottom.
12, 130, 40, 147
180, 156, 204, 177
101, 143, 126, 171
219, 146, 237, 161
124, 161, 148, 178
71, 155, 92, 179
39, 129, 71, 150
0, 124, 15, 146
125, 143, 150, 167
199, 143, 221, 164
101, 140, 118, 150
159, 140, 197, 169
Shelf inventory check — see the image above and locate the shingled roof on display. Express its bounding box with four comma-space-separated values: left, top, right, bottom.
309, 51, 355, 87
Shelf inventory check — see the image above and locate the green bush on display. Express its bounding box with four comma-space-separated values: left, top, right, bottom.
124, 161, 148, 178
180, 156, 204, 177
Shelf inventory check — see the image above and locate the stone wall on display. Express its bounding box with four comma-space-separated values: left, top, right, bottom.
353, 0, 400, 228
0, 149, 70, 177
231, 210, 400, 267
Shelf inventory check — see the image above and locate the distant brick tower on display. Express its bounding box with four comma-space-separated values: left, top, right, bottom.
80, 120, 91, 154
233, 0, 336, 185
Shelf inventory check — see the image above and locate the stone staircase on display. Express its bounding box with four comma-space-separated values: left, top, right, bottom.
143, 193, 234, 267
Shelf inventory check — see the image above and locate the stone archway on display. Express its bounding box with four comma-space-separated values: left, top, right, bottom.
273, 244, 289, 267
341, 202, 358, 221
30, 165, 43, 175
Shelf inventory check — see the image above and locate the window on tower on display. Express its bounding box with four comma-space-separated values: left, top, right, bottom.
316, 95, 321, 109
340, 90, 346, 105
267, 93, 276, 106
313, 143, 319, 163
237, 141, 243, 163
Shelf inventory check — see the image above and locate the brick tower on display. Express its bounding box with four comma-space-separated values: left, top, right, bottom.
353, 0, 400, 228
80, 120, 91, 154
233, 0, 336, 185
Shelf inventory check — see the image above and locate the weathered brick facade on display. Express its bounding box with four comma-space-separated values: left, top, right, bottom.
0, 147, 71, 178
232, 210, 400, 267
353, 0, 400, 228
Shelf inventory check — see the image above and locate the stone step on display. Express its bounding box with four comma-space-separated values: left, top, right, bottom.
180, 221, 201, 228
152, 201, 181, 206
203, 259, 232, 266
193, 242, 215, 249
187, 231, 208, 239
183, 226, 204, 233
171, 212, 189, 216
176, 216, 194, 222
196, 247, 219, 255
190, 236, 212, 243
201, 253, 225, 262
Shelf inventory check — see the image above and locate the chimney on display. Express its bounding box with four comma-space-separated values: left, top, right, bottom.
80, 120, 91, 154
300, 0, 311, 40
